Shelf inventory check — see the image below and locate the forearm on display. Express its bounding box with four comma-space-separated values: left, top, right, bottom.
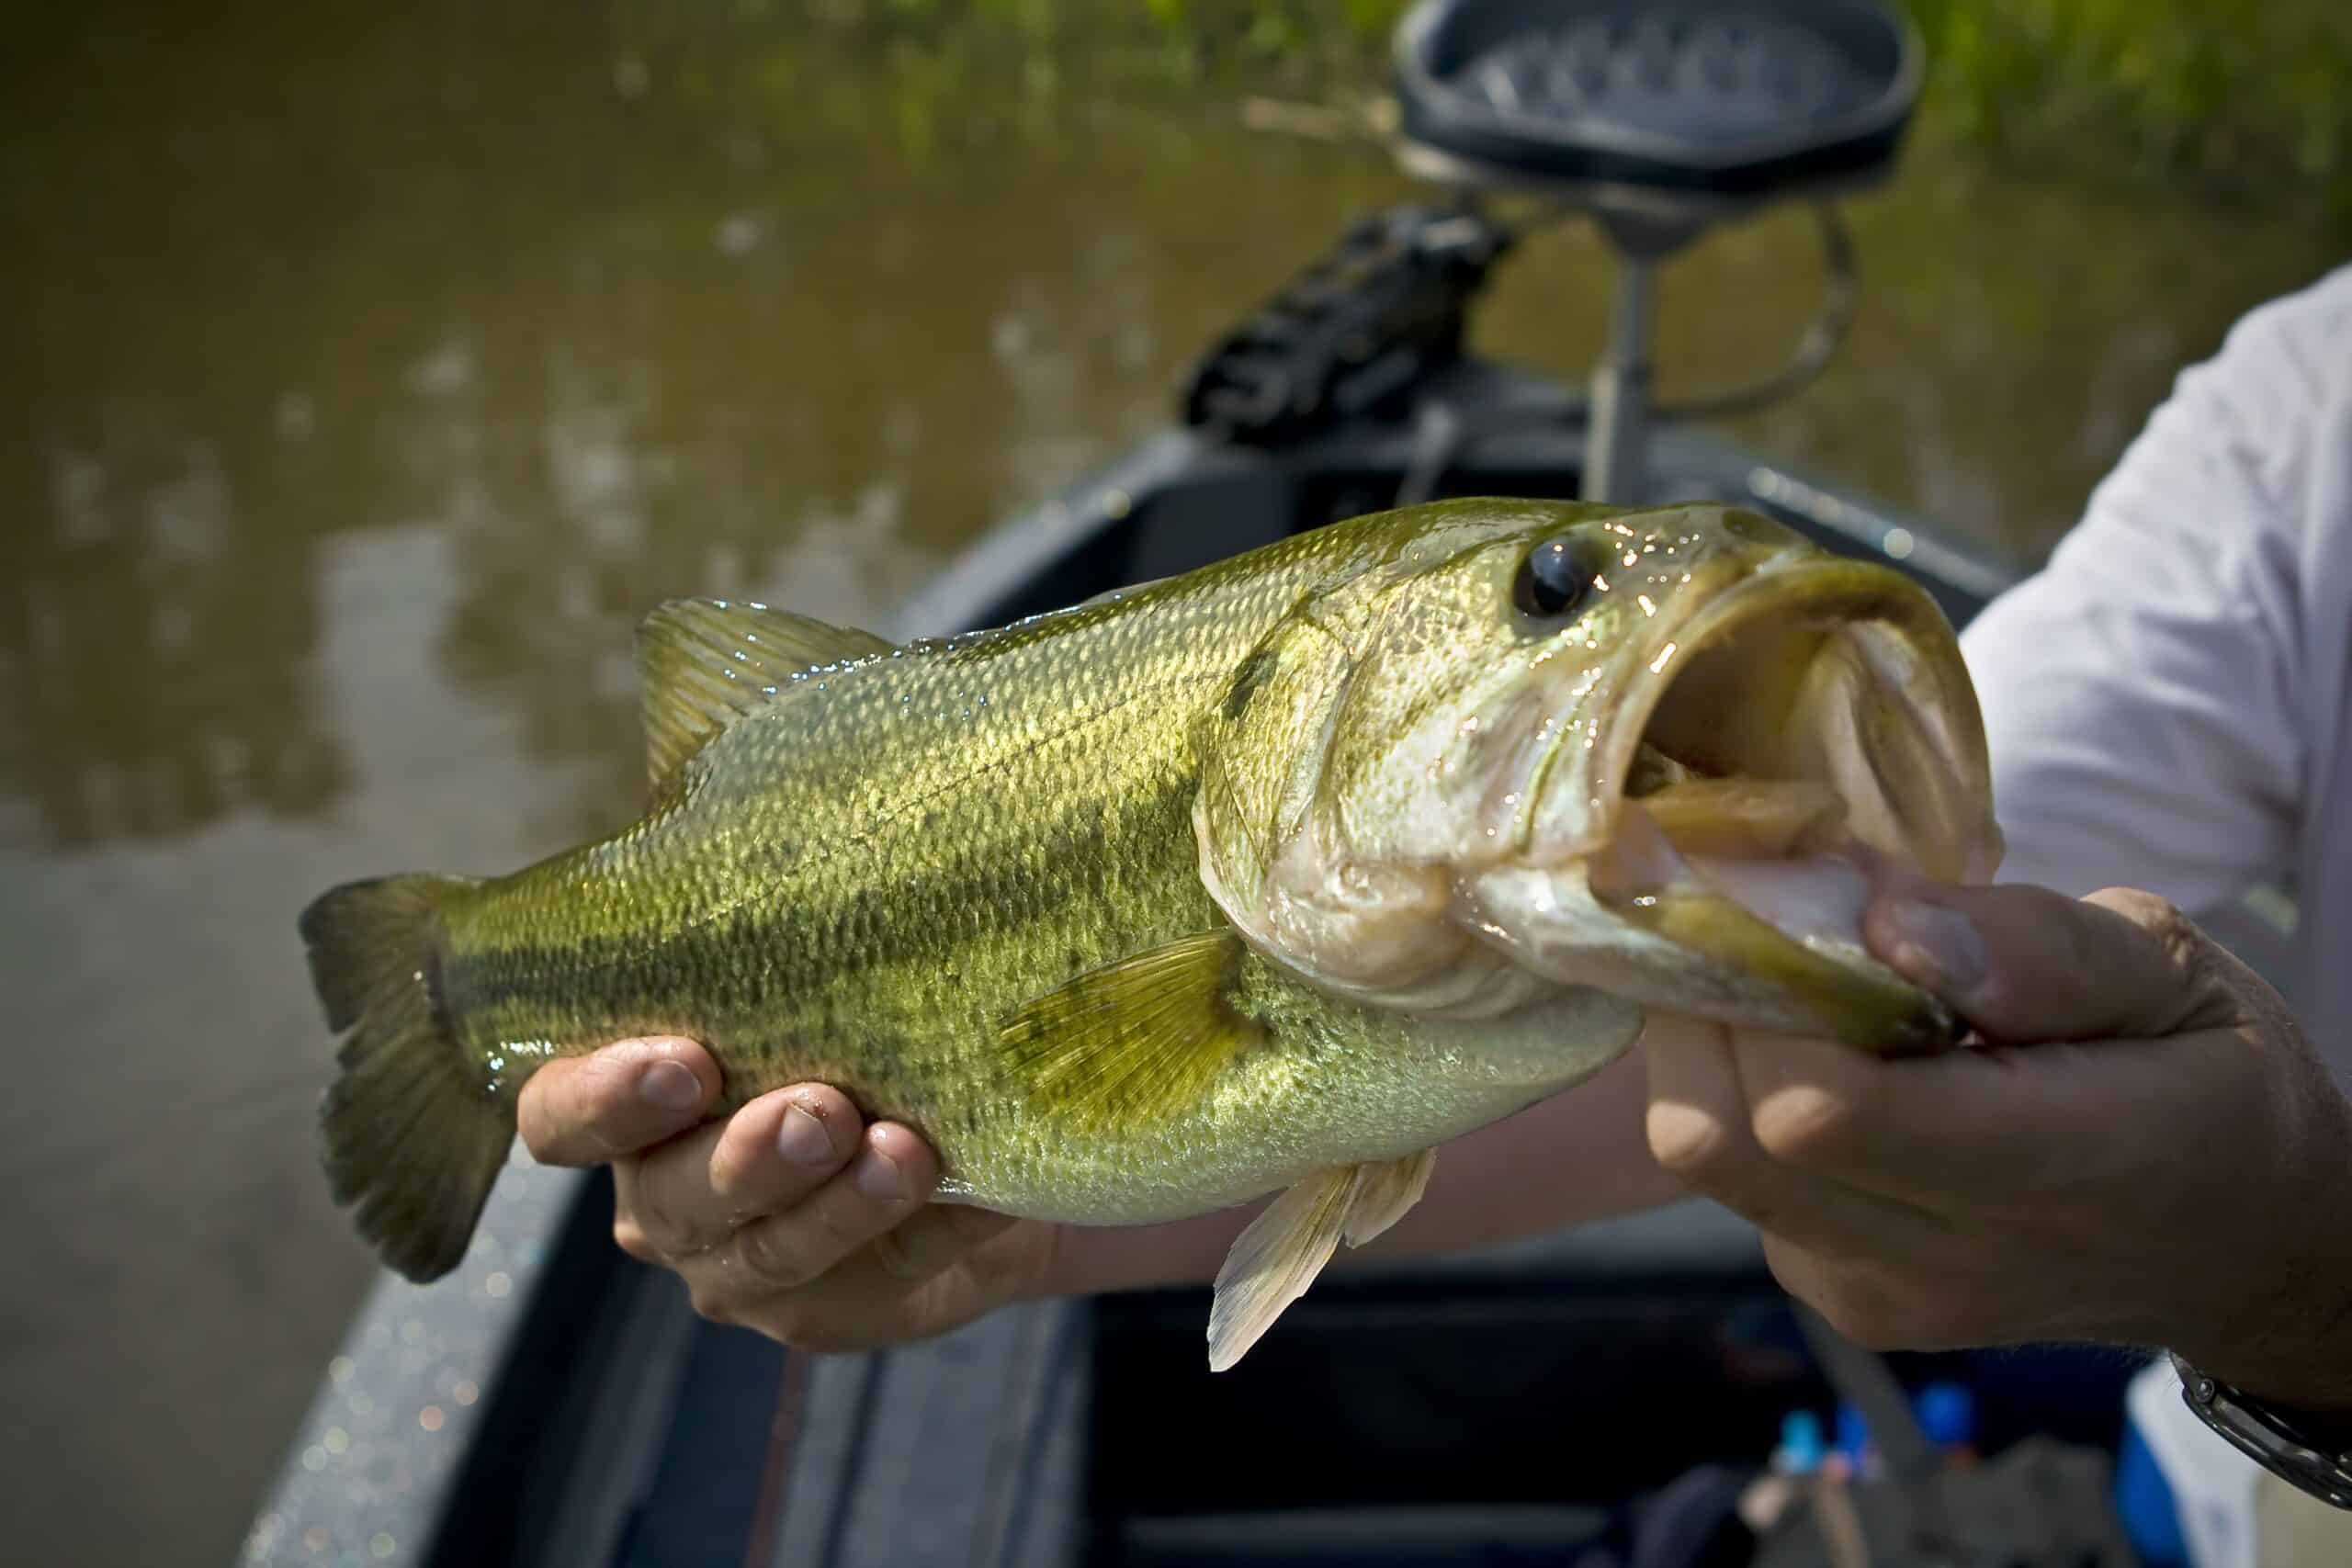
1044, 1048, 1677, 1296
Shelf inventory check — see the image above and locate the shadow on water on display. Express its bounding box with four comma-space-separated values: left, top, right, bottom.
0, 3, 2339, 1562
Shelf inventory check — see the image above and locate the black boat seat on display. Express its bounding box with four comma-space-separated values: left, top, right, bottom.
1394, 0, 1921, 204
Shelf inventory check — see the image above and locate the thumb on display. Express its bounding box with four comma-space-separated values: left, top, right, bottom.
517, 1036, 720, 1167
1863, 882, 2233, 1045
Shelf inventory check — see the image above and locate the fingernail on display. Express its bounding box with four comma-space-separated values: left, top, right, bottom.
776, 1106, 834, 1166
1885, 897, 1989, 994
854, 1149, 910, 1201
638, 1059, 702, 1111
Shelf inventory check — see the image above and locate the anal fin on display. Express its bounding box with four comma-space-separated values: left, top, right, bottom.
1340, 1145, 1436, 1247
1206, 1148, 1438, 1372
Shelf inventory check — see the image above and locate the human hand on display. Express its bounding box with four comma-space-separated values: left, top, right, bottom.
1643, 882, 2352, 1411
514, 1039, 1063, 1350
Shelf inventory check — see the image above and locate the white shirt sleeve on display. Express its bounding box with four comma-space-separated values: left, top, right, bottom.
1958, 276, 2341, 917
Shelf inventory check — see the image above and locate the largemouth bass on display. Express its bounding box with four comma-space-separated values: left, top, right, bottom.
301, 499, 1998, 1368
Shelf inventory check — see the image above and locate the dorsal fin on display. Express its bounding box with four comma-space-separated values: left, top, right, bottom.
635, 598, 897, 789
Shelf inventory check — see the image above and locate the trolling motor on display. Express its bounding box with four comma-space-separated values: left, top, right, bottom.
1186, 0, 1921, 506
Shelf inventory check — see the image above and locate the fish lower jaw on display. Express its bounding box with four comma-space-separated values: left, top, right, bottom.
1468, 809, 1957, 1052
1592, 796, 1889, 959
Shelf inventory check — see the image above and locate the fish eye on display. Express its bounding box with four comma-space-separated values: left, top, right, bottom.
1512, 537, 1593, 621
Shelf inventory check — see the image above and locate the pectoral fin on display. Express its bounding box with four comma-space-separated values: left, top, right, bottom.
1207, 1148, 1439, 1372
994, 931, 1256, 1133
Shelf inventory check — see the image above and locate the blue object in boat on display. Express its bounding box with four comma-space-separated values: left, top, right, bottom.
2113, 1416, 2191, 1568
1916, 1382, 1977, 1450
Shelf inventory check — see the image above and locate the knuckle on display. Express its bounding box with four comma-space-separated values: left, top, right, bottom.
735, 1219, 816, 1289
867, 1224, 926, 1282
685, 1280, 737, 1326
2145, 898, 2196, 947
612, 1217, 661, 1265
2091, 886, 2237, 1029
806, 1197, 873, 1258
2095, 887, 2208, 972
2094, 886, 2185, 935
1751, 1082, 1867, 1168
627, 1181, 688, 1251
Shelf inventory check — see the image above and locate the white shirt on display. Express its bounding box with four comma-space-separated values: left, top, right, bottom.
1961, 264, 2352, 1076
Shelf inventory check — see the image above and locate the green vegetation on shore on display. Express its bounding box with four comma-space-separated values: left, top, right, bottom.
768, 0, 2349, 212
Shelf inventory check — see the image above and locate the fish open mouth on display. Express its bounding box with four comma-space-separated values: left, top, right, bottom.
1585, 558, 1998, 1051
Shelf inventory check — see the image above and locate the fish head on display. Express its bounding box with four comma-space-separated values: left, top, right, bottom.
1194, 499, 2000, 1053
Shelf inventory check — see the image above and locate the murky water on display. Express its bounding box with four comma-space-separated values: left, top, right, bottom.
0, 5, 2340, 1562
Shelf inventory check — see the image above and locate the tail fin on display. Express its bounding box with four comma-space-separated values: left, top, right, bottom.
300, 873, 506, 1282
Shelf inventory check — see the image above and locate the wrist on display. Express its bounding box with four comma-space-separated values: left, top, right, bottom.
2172, 1353, 2352, 1510
2171, 1067, 2352, 1416
2177, 1316, 2352, 1423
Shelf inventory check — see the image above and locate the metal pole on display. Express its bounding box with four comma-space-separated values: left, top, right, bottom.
1583, 256, 1655, 505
